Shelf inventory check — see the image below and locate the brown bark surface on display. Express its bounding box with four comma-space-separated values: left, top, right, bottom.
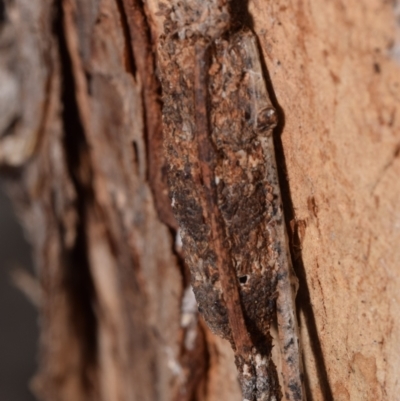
0, 0, 399, 401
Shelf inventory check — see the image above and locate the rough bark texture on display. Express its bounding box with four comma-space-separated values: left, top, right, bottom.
156, 4, 303, 397
0, 1, 399, 401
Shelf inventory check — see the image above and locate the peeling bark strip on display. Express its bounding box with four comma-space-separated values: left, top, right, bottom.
156, 1, 305, 400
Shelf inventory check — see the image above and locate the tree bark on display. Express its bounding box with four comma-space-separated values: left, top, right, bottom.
0, 0, 399, 401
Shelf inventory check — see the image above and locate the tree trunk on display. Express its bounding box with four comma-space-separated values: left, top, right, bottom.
0, 0, 399, 401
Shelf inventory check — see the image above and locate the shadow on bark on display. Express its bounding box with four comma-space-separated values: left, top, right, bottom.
54, 0, 98, 385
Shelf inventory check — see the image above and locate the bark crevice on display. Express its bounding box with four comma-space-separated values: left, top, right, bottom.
55, 0, 98, 384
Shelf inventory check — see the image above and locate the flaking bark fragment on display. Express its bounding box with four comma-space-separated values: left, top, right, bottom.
156, 2, 305, 400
